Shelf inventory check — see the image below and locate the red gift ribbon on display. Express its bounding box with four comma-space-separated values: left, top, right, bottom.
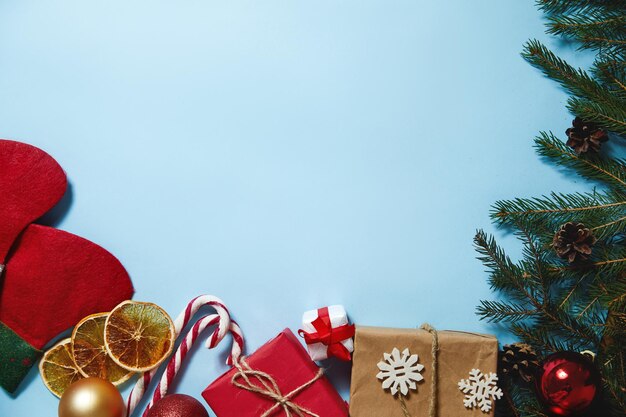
298, 307, 355, 361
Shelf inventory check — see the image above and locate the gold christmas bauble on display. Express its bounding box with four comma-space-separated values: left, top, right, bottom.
58, 377, 125, 417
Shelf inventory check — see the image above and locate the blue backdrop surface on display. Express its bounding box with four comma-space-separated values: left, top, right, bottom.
0, 1, 594, 415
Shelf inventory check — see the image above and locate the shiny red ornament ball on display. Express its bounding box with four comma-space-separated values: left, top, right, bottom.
536, 351, 600, 416
145, 394, 209, 417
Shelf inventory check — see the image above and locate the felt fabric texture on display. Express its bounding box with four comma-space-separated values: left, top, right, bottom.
0, 321, 41, 393
0, 224, 134, 393
0, 140, 67, 262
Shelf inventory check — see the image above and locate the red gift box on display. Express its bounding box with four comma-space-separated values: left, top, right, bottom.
202, 329, 348, 417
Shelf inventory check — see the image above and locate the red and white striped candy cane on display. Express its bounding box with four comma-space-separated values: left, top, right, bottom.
125, 295, 242, 417
141, 315, 244, 417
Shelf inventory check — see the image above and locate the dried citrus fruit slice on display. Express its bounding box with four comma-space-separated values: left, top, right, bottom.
71, 312, 135, 385
39, 338, 83, 397
104, 300, 175, 372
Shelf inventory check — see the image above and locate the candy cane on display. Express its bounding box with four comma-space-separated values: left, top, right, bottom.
141, 315, 245, 417
125, 295, 242, 417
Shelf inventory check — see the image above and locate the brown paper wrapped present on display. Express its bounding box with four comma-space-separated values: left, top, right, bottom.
349, 326, 501, 417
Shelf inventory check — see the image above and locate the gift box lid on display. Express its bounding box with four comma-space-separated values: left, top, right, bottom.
202, 328, 348, 417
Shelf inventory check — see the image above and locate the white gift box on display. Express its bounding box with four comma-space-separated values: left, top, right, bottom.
300, 305, 354, 361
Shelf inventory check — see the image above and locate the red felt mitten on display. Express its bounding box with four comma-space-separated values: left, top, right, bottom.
0, 140, 134, 393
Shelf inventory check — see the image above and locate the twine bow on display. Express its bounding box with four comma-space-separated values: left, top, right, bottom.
232, 359, 324, 417
298, 307, 355, 361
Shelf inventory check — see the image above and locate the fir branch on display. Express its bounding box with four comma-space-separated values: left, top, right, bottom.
595, 257, 626, 266
576, 294, 601, 318
522, 40, 625, 113
600, 343, 626, 415
491, 191, 626, 226
606, 282, 626, 308
567, 96, 626, 135
547, 12, 626, 51
591, 214, 626, 234
475, 230, 523, 287
558, 274, 589, 310
477, 300, 537, 323
593, 60, 626, 106
584, 36, 626, 48
474, 231, 544, 302
581, 275, 626, 318
556, 256, 626, 272
536, 304, 600, 343
534, 131, 626, 189
516, 221, 554, 302
602, 312, 626, 338
510, 323, 572, 354
594, 56, 626, 97
518, 222, 549, 276
475, 230, 599, 345
603, 378, 626, 415
537, 0, 626, 15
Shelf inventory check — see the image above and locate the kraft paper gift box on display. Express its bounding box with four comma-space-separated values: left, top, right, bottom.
202, 328, 349, 417
349, 326, 500, 417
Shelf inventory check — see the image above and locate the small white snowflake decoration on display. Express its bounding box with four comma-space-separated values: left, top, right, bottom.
458, 368, 503, 413
376, 347, 424, 396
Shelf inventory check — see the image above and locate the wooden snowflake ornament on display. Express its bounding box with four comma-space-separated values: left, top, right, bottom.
376, 347, 424, 396
458, 368, 503, 413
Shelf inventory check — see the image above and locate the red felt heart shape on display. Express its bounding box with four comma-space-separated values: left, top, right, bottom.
0, 140, 67, 262
0, 224, 134, 350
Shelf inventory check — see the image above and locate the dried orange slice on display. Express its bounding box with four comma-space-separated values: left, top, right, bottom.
71, 312, 135, 385
39, 338, 83, 397
104, 300, 175, 372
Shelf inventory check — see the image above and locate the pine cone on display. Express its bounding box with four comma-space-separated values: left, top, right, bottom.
500, 343, 540, 383
552, 222, 596, 263
565, 117, 608, 154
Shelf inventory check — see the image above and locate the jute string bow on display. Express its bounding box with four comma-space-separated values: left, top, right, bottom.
232, 358, 324, 417
398, 323, 439, 417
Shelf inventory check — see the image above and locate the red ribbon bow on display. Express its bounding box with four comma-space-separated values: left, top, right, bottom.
298, 307, 355, 361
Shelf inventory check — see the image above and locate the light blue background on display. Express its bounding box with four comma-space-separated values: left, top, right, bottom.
0, 1, 595, 415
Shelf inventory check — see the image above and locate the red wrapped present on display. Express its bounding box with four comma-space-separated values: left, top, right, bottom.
202, 329, 348, 417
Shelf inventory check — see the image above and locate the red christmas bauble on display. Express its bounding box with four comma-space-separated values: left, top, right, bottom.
145, 394, 209, 417
536, 351, 600, 416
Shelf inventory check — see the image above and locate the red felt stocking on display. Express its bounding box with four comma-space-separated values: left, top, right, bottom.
0, 140, 134, 393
